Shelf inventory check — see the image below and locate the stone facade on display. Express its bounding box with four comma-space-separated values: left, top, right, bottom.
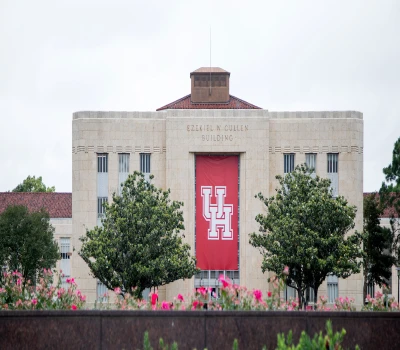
72, 109, 364, 306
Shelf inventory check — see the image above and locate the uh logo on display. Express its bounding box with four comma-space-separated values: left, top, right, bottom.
201, 186, 233, 240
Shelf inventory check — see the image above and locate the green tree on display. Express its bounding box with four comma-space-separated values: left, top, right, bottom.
12, 175, 55, 192
0, 205, 59, 284
79, 171, 198, 299
250, 165, 362, 308
362, 193, 396, 301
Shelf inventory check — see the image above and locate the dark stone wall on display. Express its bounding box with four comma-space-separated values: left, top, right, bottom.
0, 311, 399, 350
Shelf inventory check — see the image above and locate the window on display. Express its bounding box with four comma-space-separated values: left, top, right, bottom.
306, 286, 315, 304
118, 153, 130, 194
97, 154, 108, 225
96, 280, 108, 303
327, 153, 338, 197
140, 153, 151, 181
366, 282, 375, 298
97, 154, 108, 173
305, 153, 317, 175
327, 274, 338, 303
285, 285, 297, 301
284, 154, 295, 174
194, 270, 240, 300
60, 238, 71, 289
97, 197, 107, 218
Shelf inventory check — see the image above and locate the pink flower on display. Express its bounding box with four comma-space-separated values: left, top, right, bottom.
32, 299, 37, 305
71, 304, 77, 310
66, 278, 71, 284
267, 291, 272, 298
114, 287, 121, 295
218, 274, 230, 288
198, 287, 207, 297
161, 301, 170, 310
177, 294, 184, 302
283, 266, 289, 276
151, 293, 158, 307
57, 288, 65, 298
192, 300, 199, 310
253, 289, 262, 301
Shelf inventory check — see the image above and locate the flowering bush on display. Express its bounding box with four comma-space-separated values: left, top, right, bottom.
114, 272, 300, 311
0, 269, 86, 310
362, 290, 400, 311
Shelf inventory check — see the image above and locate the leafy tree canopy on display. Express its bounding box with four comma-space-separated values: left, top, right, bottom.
379, 136, 400, 260
12, 175, 55, 192
250, 164, 362, 308
0, 205, 59, 284
382, 137, 400, 193
362, 193, 396, 300
79, 171, 198, 299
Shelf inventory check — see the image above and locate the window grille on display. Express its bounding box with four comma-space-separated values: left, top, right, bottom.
60, 238, 71, 289
96, 281, 108, 303
140, 153, 151, 181
306, 286, 315, 304
97, 154, 108, 173
97, 197, 107, 218
284, 154, 295, 174
327, 274, 339, 303
327, 153, 339, 197
194, 270, 240, 288
327, 153, 338, 173
366, 282, 375, 298
305, 153, 317, 173
285, 285, 297, 301
118, 153, 130, 194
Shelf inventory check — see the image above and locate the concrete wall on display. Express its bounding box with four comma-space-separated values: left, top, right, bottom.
1, 311, 398, 350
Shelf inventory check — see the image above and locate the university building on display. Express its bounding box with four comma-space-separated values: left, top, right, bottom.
71, 67, 365, 306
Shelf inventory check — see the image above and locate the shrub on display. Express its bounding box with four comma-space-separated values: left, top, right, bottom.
0, 269, 86, 310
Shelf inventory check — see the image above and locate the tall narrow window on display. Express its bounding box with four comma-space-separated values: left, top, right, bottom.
60, 238, 71, 289
97, 280, 108, 303
305, 153, 317, 176
140, 153, 151, 181
97, 154, 108, 226
284, 285, 297, 301
306, 286, 315, 304
284, 154, 295, 174
327, 274, 339, 303
97, 197, 107, 218
118, 153, 130, 194
327, 153, 338, 197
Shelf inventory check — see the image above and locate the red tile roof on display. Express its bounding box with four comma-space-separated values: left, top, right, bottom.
156, 94, 261, 111
0, 193, 72, 218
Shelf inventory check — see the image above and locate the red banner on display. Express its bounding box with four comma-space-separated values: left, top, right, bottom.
195, 155, 238, 270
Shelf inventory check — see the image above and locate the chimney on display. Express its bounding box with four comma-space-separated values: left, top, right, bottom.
190, 67, 230, 103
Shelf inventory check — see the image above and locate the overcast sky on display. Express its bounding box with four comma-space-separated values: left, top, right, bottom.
1, 0, 399, 193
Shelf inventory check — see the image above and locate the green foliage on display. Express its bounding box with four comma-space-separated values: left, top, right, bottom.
379, 136, 400, 262
362, 193, 396, 300
79, 171, 198, 299
275, 320, 359, 350
232, 339, 239, 350
250, 165, 362, 308
381, 137, 400, 193
143, 331, 153, 350
0, 205, 59, 283
12, 175, 55, 192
